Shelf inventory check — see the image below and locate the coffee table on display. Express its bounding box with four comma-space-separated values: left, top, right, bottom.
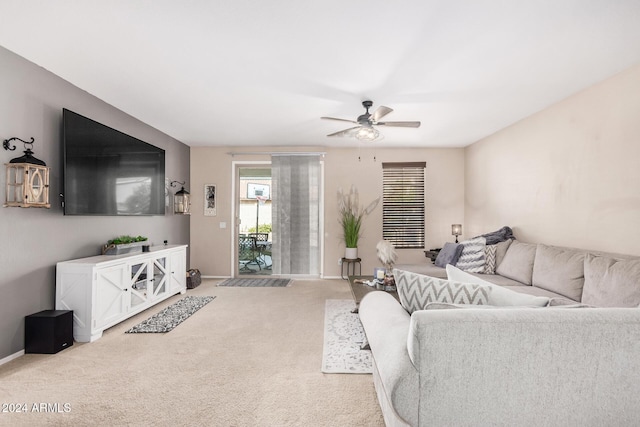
347, 275, 399, 313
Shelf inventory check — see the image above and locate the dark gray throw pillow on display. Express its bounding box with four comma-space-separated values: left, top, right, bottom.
434, 242, 464, 268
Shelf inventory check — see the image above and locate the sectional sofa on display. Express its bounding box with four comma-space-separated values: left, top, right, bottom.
396, 239, 640, 306
359, 239, 640, 426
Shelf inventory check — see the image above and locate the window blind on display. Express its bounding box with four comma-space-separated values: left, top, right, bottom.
382, 162, 426, 249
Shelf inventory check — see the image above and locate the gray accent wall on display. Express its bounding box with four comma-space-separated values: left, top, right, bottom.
0, 46, 190, 360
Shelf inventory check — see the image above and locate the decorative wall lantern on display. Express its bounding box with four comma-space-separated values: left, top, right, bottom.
3, 137, 50, 208
170, 180, 191, 215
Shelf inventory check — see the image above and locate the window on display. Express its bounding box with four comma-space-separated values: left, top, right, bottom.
382, 162, 426, 249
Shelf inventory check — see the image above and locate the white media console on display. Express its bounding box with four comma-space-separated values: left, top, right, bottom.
55, 245, 188, 342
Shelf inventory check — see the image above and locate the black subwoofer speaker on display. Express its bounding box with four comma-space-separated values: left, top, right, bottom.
25, 310, 73, 354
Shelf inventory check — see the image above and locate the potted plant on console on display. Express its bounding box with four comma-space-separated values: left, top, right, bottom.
102, 235, 149, 255
337, 186, 379, 259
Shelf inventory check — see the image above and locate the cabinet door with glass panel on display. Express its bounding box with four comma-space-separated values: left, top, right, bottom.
129, 260, 150, 309
150, 256, 169, 300
130, 255, 169, 305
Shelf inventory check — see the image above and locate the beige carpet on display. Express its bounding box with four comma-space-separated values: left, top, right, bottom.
0, 279, 384, 426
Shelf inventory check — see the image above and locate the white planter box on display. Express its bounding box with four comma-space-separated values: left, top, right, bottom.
102, 241, 147, 255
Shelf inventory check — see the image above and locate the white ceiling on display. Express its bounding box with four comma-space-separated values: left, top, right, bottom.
2, 1, 640, 148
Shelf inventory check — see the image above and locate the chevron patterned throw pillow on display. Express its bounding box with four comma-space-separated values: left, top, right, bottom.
393, 268, 491, 314
484, 244, 498, 274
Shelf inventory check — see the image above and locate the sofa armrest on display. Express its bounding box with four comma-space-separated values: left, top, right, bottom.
409, 307, 640, 426
359, 291, 419, 426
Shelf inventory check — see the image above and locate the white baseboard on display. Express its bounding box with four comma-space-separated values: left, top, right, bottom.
0, 349, 24, 366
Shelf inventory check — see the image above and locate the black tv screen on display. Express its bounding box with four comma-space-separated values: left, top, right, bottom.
63, 109, 165, 215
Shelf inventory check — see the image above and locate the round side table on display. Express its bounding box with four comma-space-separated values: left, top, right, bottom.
341, 257, 362, 279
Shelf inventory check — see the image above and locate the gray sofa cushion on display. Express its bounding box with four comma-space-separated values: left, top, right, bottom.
434, 242, 464, 268
495, 239, 512, 268
532, 244, 585, 302
405, 305, 640, 425
394, 268, 490, 314
496, 240, 537, 285
548, 298, 594, 308
582, 254, 640, 307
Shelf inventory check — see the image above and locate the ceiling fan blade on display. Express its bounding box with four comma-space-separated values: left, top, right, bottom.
327, 126, 361, 137
377, 121, 421, 128
371, 106, 393, 122
321, 116, 357, 124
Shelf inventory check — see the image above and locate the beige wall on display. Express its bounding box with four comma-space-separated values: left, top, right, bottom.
191, 63, 640, 278
191, 147, 465, 277
465, 64, 640, 255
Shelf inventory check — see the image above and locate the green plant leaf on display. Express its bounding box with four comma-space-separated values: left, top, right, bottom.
108, 235, 148, 245
337, 186, 378, 248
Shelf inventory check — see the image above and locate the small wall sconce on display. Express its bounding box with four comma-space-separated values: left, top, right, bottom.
451, 224, 462, 243
3, 137, 50, 208
170, 180, 191, 215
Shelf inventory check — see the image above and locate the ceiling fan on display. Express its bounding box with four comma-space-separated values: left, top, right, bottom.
321, 100, 421, 141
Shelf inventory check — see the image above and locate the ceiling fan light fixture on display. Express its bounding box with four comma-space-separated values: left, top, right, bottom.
355, 127, 380, 141
322, 100, 417, 141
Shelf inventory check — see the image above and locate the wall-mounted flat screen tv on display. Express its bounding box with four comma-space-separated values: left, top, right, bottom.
62, 109, 165, 215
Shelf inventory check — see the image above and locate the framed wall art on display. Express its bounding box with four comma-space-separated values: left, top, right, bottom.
204, 184, 216, 216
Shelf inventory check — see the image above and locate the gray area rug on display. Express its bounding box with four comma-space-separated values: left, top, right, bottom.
321, 299, 372, 374
126, 296, 216, 333
218, 278, 292, 287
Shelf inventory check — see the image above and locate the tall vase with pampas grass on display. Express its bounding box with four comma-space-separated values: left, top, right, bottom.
337, 186, 379, 259
376, 240, 398, 291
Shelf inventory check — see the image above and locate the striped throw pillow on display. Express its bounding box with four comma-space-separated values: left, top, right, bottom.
456, 237, 486, 273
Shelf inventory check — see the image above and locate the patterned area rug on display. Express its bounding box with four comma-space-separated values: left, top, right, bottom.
125, 296, 216, 333
218, 278, 292, 287
321, 299, 372, 374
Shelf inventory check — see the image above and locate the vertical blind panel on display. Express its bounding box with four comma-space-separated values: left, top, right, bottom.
271, 155, 321, 275
382, 164, 425, 249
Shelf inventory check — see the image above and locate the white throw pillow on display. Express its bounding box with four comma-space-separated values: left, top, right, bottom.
446, 264, 550, 307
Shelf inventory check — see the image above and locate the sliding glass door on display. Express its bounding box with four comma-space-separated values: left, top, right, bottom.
237, 166, 273, 276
